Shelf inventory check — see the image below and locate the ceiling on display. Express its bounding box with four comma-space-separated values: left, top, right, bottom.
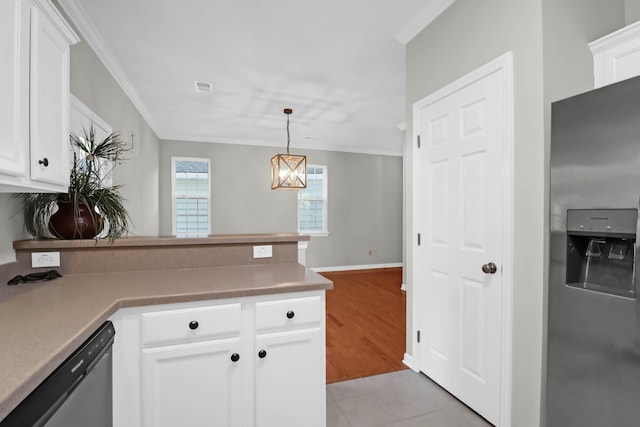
60, 0, 433, 156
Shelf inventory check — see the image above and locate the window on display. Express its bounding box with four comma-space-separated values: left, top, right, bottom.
298, 165, 328, 235
172, 157, 210, 237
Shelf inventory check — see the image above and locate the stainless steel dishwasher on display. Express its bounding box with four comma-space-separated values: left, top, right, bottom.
1, 321, 115, 427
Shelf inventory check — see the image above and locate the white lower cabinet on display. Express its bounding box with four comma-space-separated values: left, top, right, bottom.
255, 328, 324, 427
110, 291, 326, 427
141, 339, 243, 427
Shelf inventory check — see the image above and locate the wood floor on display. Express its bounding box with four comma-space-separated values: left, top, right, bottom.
322, 267, 407, 384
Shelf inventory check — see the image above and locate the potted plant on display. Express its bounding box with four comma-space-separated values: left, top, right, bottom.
16, 126, 132, 241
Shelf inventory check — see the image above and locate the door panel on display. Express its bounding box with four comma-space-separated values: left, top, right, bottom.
415, 68, 505, 425
255, 328, 324, 427
141, 339, 242, 427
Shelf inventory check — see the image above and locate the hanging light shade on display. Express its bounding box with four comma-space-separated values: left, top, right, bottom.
271, 108, 307, 190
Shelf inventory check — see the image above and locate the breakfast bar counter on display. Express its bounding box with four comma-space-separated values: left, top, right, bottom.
0, 234, 331, 421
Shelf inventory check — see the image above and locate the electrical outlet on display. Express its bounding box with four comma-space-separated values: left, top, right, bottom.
31, 252, 60, 268
253, 245, 273, 259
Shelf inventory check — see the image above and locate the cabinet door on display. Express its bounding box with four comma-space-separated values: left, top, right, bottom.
142, 339, 243, 427
0, 0, 29, 179
255, 328, 325, 427
29, 2, 70, 186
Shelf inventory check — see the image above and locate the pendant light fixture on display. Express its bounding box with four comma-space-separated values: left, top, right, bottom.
271, 108, 307, 190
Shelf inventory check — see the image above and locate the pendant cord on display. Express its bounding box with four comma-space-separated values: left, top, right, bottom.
286, 113, 291, 155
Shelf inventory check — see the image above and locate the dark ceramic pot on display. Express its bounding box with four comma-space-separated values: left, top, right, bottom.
48, 201, 103, 239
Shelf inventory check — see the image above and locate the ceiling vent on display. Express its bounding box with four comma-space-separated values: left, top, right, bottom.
194, 81, 213, 93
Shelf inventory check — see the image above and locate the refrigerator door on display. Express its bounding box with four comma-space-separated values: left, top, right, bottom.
548, 76, 640, 427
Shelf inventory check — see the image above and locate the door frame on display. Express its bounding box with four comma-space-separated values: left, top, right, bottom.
409, 51, 514, 427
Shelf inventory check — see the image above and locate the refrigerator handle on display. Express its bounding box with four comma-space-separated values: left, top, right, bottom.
631, 203, 640, 298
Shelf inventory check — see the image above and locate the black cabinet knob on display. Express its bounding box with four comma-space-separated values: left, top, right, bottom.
189, 320, 199, 330
38, 158, 49, 167
286, 310, 295, 319
258, 350, 267, 359
231, 353, 240, 362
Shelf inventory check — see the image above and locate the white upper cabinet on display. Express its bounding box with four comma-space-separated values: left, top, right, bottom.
590, 20, 640, 88
0, 0, 79, 192
0, 0, 29, 181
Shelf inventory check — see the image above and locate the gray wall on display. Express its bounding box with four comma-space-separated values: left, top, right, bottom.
0, 195, 26, 264
70, 41, 160, 236
406, 0, 545, 425
625, 0, 640, 24
406, 0, 628, 425
159, 140, 403, 269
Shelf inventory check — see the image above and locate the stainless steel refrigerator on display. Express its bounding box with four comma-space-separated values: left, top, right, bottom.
548, 76, 640, 426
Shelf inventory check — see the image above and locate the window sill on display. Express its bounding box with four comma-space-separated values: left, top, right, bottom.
301, 232, 329, 237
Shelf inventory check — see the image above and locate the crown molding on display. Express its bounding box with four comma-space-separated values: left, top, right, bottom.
160, 133, 404, 157
393, 0, 456, 45
34, 0, 79, 44
588, 19, 640, 54
57, 0, 160, 134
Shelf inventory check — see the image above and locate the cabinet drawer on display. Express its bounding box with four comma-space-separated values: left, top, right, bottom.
142, 303, 241, 347
255, 296, 322, 332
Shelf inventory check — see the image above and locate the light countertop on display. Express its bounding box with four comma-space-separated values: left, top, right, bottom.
0, 263, 332, 421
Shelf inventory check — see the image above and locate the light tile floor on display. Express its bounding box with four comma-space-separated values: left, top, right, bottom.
327, 370, 493, 427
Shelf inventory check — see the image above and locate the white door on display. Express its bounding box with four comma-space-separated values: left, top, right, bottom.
414, 61, 509, 425
141, 339, 242, 427
255, 328, 325, 427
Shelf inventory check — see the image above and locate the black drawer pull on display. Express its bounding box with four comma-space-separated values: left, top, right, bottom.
38, 158, 49, 167
258, 350, 267, 359
231, 353, 240, 362
189, 320, 199, 330
286, 310, 295, 319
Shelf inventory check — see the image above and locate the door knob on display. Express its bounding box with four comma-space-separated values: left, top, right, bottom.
482, 262, 497, 274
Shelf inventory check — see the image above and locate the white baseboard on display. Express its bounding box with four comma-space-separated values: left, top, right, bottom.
403, 353, 418, 371
311, 262, 402, 273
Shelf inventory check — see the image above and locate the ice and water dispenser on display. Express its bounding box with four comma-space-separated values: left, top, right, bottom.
566, 209, 637, 298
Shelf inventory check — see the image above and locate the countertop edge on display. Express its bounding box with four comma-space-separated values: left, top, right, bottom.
13, 233, 311, 250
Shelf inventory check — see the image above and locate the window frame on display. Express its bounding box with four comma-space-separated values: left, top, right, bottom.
171, 156, 211, 237
298, 164, 328, 236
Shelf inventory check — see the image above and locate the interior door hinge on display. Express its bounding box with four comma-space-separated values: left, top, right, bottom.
417, 135, 421, 148
417, 233, 421, 246
417, 330, 421, 343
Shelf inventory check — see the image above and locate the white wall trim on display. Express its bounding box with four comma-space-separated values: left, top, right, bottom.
393, 0, 456, 45
403, 352, 418, 371
311, 263, 402, 273
70, 94, 112, 135
411, 52, 514, 427
588, 19, 640, 54
589, 20, 640, 88
57, 0, 160, 134
161, 133, 404, 157
33, 0, 79, 44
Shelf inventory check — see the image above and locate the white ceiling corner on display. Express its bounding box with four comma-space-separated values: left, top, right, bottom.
393, 0, 456, 45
